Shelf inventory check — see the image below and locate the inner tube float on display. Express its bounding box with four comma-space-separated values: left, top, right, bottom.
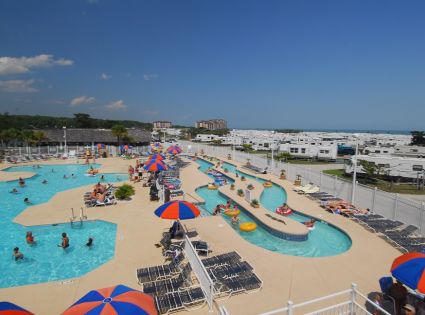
87, 169, 99, 175
240, 222, 257, 232
276, 207, 292, 216
207, 184, 218, 190
263, 181, 273, 188
224, 209, 240, 216
303, 221, 316, 231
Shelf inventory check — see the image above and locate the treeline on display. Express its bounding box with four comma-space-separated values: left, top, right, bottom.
411, 131, 425, 146
182, 128, 230, 139
0, 113, 153, 131
274, 129, 303, 133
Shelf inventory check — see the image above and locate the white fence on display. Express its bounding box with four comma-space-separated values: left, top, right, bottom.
259, 283, 392, 315
182, 141, 425, 234
183, 234, 214, 311
2, 145, 150, 158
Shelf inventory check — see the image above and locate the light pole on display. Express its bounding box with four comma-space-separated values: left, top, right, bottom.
351, 137, 359, 204
63, 126, 67, 157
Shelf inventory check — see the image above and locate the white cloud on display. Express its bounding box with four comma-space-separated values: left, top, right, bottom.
70, 95, 96, 106
143, 73, 158, 81
100, 72, 112, 80
0, 54, 73, 76
106, 100, 127, 110
0, 79, 37, 93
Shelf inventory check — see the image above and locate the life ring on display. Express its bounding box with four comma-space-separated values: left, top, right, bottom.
224, 209, 240, 216
208, 184, 218, 190
276, 207, 292, 216
240, 222, 257, 232
263, 181, 273, 188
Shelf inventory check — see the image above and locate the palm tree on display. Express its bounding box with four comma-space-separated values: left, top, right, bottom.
111, 124, 128, 154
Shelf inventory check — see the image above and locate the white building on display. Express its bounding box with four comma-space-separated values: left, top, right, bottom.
345, 155, 425, 180
393, 146, 425, 158
194, 134, 223, 142
279, 142, 338, 160
363, 146, 395, 155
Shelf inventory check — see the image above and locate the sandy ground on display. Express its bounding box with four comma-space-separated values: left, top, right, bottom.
0, 156, 402, 315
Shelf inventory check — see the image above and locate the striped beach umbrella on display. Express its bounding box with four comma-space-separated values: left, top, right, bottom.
167, 146, 182, 155
0, 302, 34, 315
62, 284, 157, 315
147, 154, 165, 161
391, 252, 425, 293
154, 201, 201, 220
144, 161, 167, 171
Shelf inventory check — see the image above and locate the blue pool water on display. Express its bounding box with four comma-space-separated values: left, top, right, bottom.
196, 159, 352, 257
0, 164, 125, 288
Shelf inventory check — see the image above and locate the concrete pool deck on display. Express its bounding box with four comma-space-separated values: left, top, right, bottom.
0, 156, 402, 314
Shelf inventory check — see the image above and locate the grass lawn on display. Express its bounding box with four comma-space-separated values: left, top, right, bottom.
323, 169, 425, 195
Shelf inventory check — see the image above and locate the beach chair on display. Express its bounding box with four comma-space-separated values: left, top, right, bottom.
141, 263, 192, 295
302, 186, 320, 194
201, 251, 241, 269
137, 253, 185, 284
154, 286, 206, 315
293, 184, 312, 193
209, 261, 254, 280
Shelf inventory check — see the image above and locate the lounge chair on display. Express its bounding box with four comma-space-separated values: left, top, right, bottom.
293, 184, 312, 193
301, 186, 320, 194
202, 251, 241, 269
94, 198, 116, 207
208, 261, 253, 281
154, 286, 206, 315
141, 264, 192, 295
137, 253, 185, 284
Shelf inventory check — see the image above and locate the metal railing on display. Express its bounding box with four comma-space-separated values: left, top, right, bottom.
259, 283, 391, 315
182, 141, 425, 235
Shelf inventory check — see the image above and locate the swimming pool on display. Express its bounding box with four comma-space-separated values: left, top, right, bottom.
196, 159, 352, 257
0, 163, 125, 288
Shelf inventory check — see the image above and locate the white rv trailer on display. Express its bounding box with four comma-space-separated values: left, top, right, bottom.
345, 155, 425, 180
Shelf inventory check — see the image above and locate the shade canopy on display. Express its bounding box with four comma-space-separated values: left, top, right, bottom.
154, 201, 201, 220
0, 301, 34, 315
391, 252, 425, 293
144, 161, 167, 171
62, 284, 157, 315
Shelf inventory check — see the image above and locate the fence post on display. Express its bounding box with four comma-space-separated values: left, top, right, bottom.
333, 175, 337, 196
319, 171, 322, 190
393, 193, 399, 220
287, 300, 293, 315
350, 283, 357, 314
371, 187, 377, 212
420, 202, 425, 235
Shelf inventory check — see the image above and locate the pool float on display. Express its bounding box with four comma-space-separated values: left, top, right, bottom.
276, 207, 292, 216
303, 221, 316, 231
263, 181, 273, 188
207, 184, 218, 190
240, 222, 257, 232
224, 209, 240, 216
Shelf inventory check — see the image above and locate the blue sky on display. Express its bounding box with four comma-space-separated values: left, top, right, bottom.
0, 0, 424, 130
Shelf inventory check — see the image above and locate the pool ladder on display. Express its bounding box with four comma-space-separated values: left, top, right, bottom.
70, 207, 87, 227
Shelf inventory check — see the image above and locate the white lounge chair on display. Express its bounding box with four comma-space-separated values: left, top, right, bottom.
293, 183, 312, 193
300, 186, 320, 194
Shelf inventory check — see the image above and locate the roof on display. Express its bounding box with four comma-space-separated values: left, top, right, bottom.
38, 128, 151, 143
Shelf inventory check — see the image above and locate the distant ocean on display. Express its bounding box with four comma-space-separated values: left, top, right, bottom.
303, 129, 411, 135
239, 128, 411, 135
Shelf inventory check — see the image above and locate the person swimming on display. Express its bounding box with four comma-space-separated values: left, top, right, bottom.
42, 179, 48, 184
58, 232, 69, 249
10, 188, 18, 193
86, 237, 93, 247
24, 198, 31, 204
231, 215, 240, 225
13, 247, 24, 261
100, 175, 105, 181
18, 177, 25, 187
26, 231, 35, 244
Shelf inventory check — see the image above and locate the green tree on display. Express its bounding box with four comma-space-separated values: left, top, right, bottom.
276, 152, 291, 161
111, 124, 128, 152
73, 113, 93, 128
411, 131, 425, 146
242, 144, 252, 152
359, 160, 378, 177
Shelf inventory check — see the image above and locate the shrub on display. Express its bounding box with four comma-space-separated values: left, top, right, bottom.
237, 189, 244, 196
251, 199, 259, 207
241, 176, 246, 181
115, 184, 135, 200
247, 184, 254, 190
230, 183, 235, 190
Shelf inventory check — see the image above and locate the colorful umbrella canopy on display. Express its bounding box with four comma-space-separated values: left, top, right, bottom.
154, 201, 201, 220
167, 146, 182, 154
62, 284, 157, 315
0, 302, 34, 315
391, 252, 425, 293
144, 161, 167, 171
147, 154, 165, 161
